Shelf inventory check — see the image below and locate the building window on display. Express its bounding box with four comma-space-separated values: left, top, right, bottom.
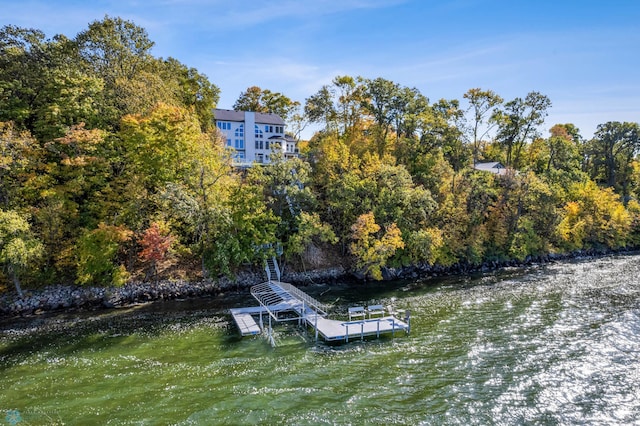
235, 139, 244, 149
227, 139, 232, 147
256, 153, 264, 163
265, 141, 270, 150
235, 124, 244, 137
255, 125, 263, 139
217, 121, 231, 130
264, 125, 269, 132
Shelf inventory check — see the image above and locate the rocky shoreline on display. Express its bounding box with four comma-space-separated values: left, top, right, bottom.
0, 267, 347, 318
1, 248, 635, 318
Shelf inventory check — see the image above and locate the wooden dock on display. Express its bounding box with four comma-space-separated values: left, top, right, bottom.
230, 281, 410, 344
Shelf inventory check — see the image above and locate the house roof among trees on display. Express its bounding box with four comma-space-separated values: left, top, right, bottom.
213, 109, 285, 125
473, 162, 508, 175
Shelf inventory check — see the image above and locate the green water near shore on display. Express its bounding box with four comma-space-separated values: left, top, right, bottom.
1, 255, 639, 425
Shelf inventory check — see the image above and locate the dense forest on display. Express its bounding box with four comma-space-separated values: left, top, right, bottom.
1, 17, 640, 295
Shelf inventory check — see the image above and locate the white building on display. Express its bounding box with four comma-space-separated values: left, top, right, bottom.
473, 161, 508, 175
214, 109, 298, 166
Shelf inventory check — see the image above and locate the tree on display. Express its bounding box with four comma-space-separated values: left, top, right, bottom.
0, 25, 49, 131
463, 88, 503, 163
361, 77, 401, 156
120, 103, 206, 191
0, 25, 103, 141
75, 16, 154, 86
202, 183, 277, 278
169, 60, 220, 131
233, 86, 299, 123
557, 180, 631, 250
305, 75, 365, 139
349, 212, 404, 280
247, 155, 316, 251
587, 121, 640, 198
493, 91, 551, 168
359, 77, 431, 157
0, 122, 40, 209
75, 223, 132, 286
0, 209, 43, 296
287, 211, 337, 257
138, 221, 173, 282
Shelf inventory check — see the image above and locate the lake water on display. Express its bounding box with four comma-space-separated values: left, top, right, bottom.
1, 255, 639, 425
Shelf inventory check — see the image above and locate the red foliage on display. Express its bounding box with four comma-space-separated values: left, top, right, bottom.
138, 222, 173, 264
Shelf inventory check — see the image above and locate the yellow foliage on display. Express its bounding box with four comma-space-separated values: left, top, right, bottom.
559, 181, 632, 249
350, 212, 404, 280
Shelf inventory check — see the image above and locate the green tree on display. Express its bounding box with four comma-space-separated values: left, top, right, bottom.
0, 209, 43, 296
287, 211, 337, 258
233, 86, 299, 123
361, 77, 401, 156
463, 88, 503, 163
0, 26, 50, 131
75, 223, 132, 286
76, 16, 153, 85
0, 25, 103, 141
493, 91, 551, 168
120, 103, 207, 191
247, 155, 316, 251
359, 77, 431, 158
587, 121, 640, 198
305, 75, 365, 139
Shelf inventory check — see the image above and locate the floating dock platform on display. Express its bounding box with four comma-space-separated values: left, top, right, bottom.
230, 281, 410, 345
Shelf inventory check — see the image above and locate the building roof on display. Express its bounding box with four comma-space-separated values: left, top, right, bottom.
213, 109, 285, 125
473, 162, 508, 175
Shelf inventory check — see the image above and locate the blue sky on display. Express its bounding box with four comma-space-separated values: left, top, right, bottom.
2, 0, 639, 139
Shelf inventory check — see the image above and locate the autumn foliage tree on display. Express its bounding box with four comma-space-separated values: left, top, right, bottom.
3, 17, 640, 292
138, 222, 173, 282
350, 212, 404, 280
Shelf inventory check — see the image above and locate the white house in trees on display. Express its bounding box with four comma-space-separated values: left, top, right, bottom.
473, 161, 508, 175
214, 109, 298, 166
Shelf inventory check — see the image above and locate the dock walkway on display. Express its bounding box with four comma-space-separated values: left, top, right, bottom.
230, 281, 410, 344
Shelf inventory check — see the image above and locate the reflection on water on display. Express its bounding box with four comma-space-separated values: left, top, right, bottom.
1, 255, 639, 424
